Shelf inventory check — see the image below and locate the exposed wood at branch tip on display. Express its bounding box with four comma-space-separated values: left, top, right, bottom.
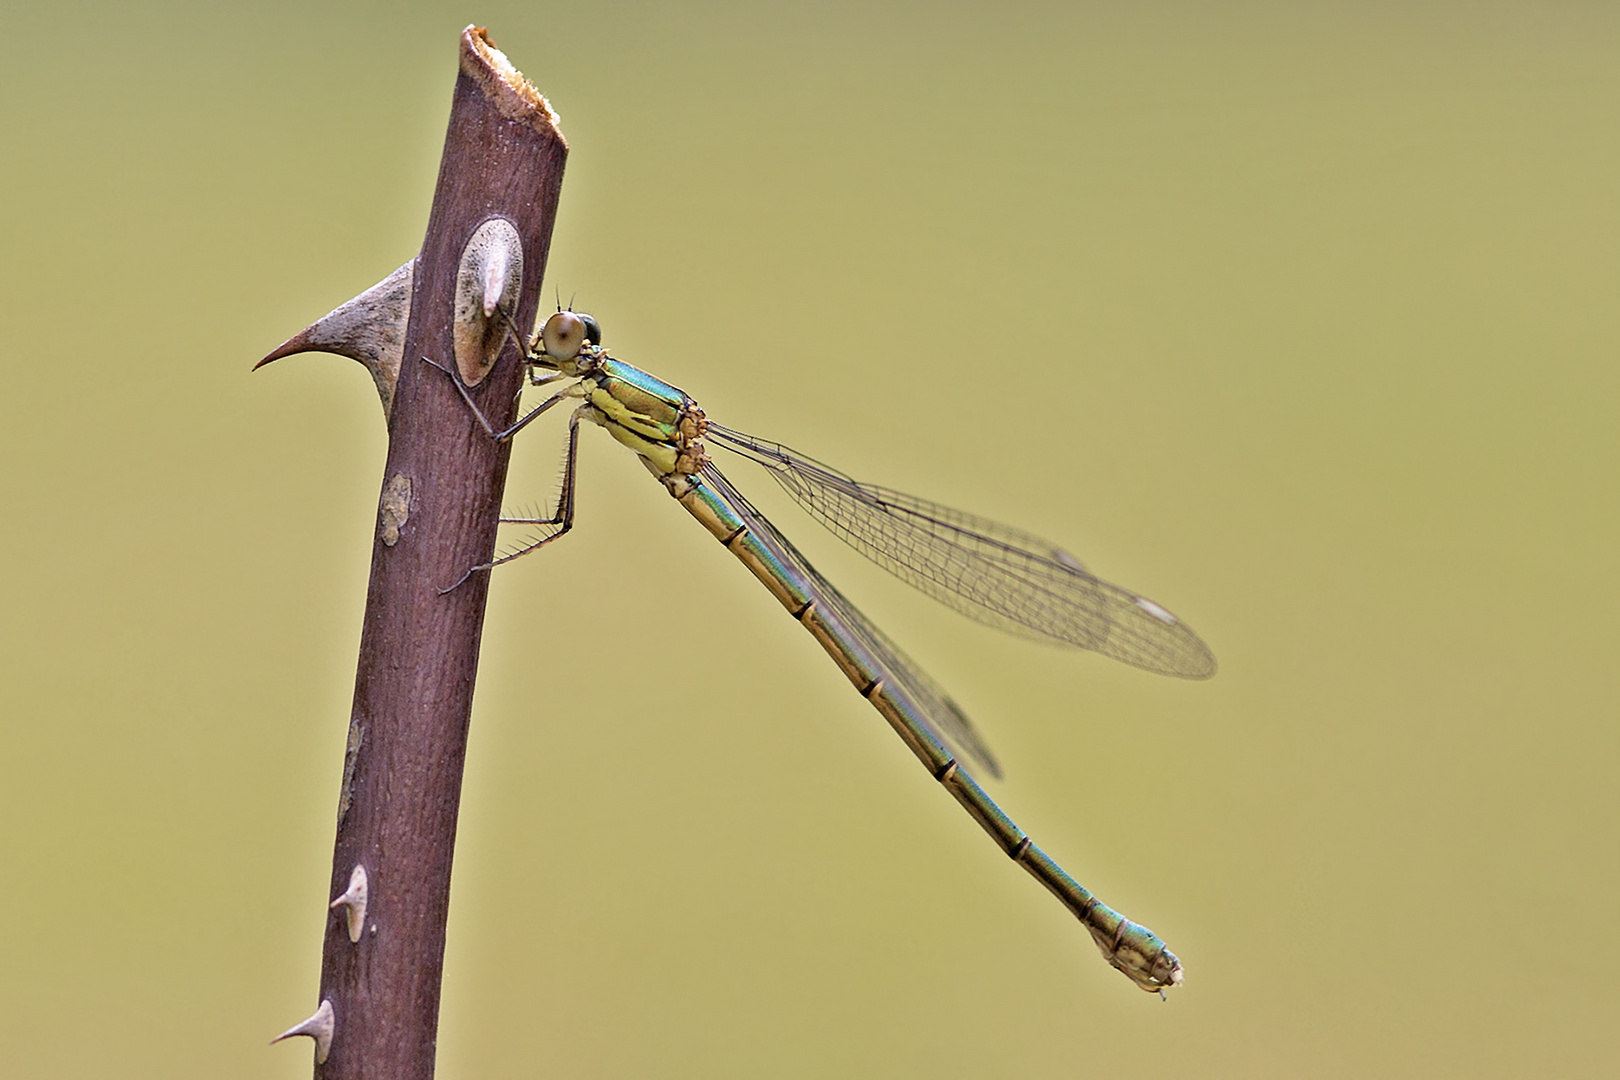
462, 25, 565, 140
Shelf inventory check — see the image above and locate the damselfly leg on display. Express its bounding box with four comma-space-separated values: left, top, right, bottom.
418, 350, 588, 592
418, 352, 577, 443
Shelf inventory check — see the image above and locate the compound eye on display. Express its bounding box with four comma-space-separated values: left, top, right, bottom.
540, 311, 589, 362
579, 312, 602, 347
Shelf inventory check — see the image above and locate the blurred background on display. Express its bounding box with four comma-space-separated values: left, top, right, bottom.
0, 2, 1614, 1076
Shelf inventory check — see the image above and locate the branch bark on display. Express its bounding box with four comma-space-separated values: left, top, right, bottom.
267, 27, 567, 1079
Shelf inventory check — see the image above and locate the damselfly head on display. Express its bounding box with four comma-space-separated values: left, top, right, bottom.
538, 310, 602, 364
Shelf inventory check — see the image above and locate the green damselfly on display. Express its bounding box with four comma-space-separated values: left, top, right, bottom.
422, 309, 1214, 995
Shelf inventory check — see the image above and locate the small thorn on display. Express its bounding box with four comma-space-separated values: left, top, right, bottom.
482, 244, 512, 317
454, 219, 523, 386
271, 999, 334, 1064
329, 865, 369, 944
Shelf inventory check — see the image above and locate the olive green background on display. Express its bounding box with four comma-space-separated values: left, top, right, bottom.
0, 2, 1613, 1076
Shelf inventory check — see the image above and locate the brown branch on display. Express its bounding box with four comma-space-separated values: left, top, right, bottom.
261, 27, 567, 1080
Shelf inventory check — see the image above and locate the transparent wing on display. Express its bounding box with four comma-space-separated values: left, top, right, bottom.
708, 424, 1215, 679
701, 463, 1003, 778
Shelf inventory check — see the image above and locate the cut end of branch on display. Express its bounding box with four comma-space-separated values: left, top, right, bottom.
461, 25, 566, 145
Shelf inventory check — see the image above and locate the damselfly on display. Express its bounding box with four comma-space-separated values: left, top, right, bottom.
422, 309, 1214, 994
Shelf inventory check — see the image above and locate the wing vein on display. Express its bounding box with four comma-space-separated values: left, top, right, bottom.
708, 424, 1215, 679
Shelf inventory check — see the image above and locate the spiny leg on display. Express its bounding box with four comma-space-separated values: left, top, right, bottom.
439, 408, 585, 593
492, 409, 585, 563
418, 353, 576, 443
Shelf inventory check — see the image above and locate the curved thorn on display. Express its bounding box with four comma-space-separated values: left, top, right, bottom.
271, 999, 335, 1064
328, 865, 368, 944
255, 259, 414, 421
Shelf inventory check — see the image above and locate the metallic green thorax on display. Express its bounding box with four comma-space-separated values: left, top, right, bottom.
581, 358, 709, 478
